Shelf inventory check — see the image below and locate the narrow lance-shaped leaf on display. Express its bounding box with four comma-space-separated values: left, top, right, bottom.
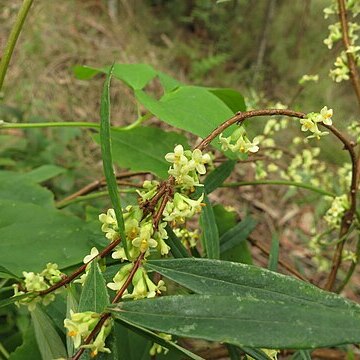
219, 216, 257, 253
31, 307, 67, 360
165, 225, 190, 258
145, 258, 360, 309
78, 261, 109, 313
100, 65, 128, 257
199, 193, 220, 259
109, 294, 360, 349
268, 232, 280, 272
114, 318, 204, 360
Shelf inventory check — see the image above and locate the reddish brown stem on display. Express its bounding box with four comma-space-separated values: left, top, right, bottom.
39, 238, 121, 296
337, 0, 360, 106
56, 171, 148, 206
71, 253, 145, 360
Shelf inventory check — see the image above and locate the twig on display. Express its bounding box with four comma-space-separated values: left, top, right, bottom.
71, 246, 145, 359
323, 124, 357, 290
56, 172, 148, 206
337, 0, 360, 106
248, 236, 307, 281
39, 238, 121, 296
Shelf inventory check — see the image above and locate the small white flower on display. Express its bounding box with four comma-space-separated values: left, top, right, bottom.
83, 247, 99, 264
320, 106, 333, 125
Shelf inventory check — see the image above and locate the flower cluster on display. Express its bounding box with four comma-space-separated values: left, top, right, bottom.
300, 106, 333, 139
13, 263, 63, 311
108, 266, 166, 299
163, 192, 205, 225
281, 147, 325, 186
165, 145, 212, 190
298, 74, 319, 85
99, 205, 170, 262
324, 194, 350, 228
64, 310, 112, 356
324, 1, 360, 83
74, 247, 100, 285
219, 126, 260, 154
149, 333, 173, 356
64, 311, 100, 348
173, 227, 199, 248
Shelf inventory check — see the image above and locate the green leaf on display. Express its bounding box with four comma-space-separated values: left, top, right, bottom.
0, 265, 20, 279
0, 199, 97, 276
240, 347, 272, 360
291, 350, 312, 360
208, 88, 246, 113
199, 193, 220, 259
31, 307, 67, 360
213, 204, 237, 236
145, 259, 360, 309
0, 171, 54, 207
9, 326, 41, 360
74, 64, 157, 90
94, 127, 189, 179
23, 165, 66, 183
165, 226, 190, 258
203, 160, 236, 194
220, 217, 257, 253
135, 86, 235, 142
111, 321, 151, 360
268, 232, 280, 272
158, 72, 182, 93
78, 261, 109, 313
73, 65, 100, 80
0, 293, 35, 309
100, 65, 127, 256
226, 344, 241, 360
109, 293, 360, 349
115, 318, 204, 360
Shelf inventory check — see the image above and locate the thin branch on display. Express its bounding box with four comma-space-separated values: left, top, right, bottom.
337, 0, 360, 106
71, 247, 145, 359
323, 124, 358, 290
39, 238, 121, 296
222, 180, 335, 197
248, 236, 307, 281
55, 172, 148, 207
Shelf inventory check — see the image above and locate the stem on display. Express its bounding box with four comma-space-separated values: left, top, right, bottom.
71, 254, 144, 360
0, 122, 142, 131
222, 180, 335, 197
195, 109, 306, 150
55, 188, 136, 209
39, 238, 121, 296
0, 342, 9, 359
121, 112, 152, 130
248, 236, 307, 281
0, 122, 100, 130
0, 0, 33, 92
337, 0, 360, 107
336, 234, 360, 292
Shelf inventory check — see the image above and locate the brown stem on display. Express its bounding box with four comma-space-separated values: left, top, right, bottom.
337, 0, 360, 106
72, 254, 145, 360
39, 238, 121, 296
323, 125, 357, 291
195, 109, 306, 151
248, 236, 307, 281
56, 172, 148, 206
